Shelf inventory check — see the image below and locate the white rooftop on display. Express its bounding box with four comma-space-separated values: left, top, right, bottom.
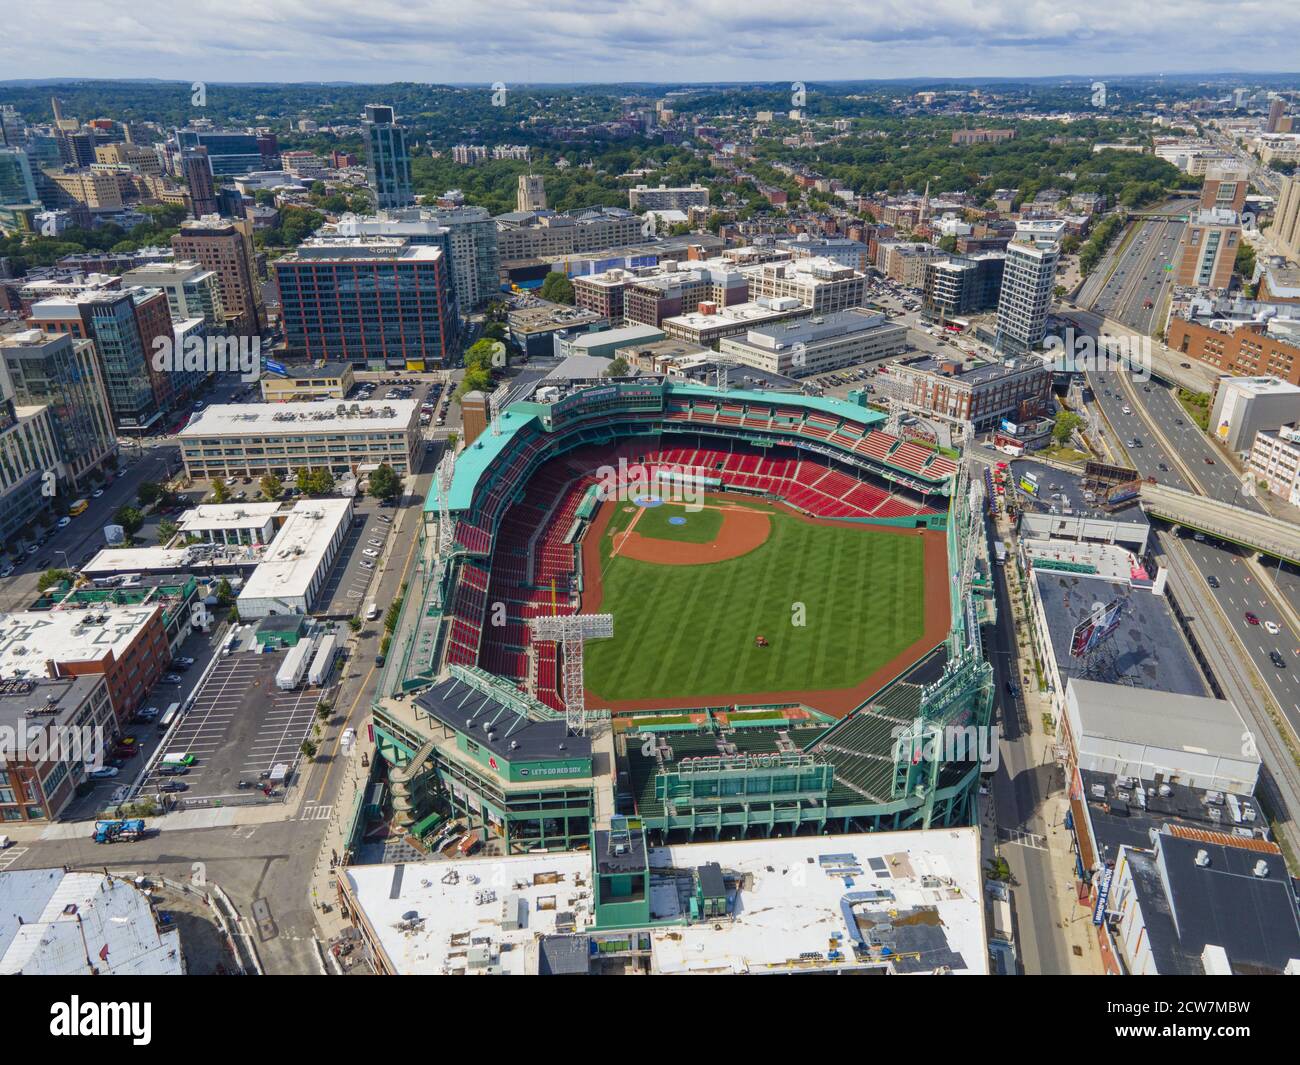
343, 828, 985, 975
0, 606, 161, 678
664, 299, 805, 331
237, 498, 352, 605
0, 869, 184, 975
177, 501, 283, 534
180, 399, 418, 437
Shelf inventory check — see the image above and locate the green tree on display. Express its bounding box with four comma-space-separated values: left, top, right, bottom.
114, 505, 144, 538
1052, 410, 1084, 445
368, 463, 402, 502
137, 481, 164, 508
259, 473, 283, 501
539, 271, 574, 304
215, 578, 234, 606
212, 479, 230, 503
604, 355, 630, 377
1235, 241, 1256, 281
293, 467, 336, 497
38, 568, 74, 592
157, 519, 179, 544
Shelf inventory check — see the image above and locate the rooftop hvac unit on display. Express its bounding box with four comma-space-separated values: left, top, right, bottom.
1195, 849, 1211, 867
1253, 860, 1270, 878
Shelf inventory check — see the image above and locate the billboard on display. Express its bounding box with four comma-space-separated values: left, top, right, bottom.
103, 524, 126, 546
1070, 598, 1125, 659
1000, 418, 1019, 435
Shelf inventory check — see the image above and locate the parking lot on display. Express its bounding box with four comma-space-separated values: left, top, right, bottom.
314, 501, 394, 617
142, 646, 334, 803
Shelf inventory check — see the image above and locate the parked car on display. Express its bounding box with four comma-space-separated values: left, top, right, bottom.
162, 673, 183, 684
159, 781, 188, 793
359, 560, 375, 570
363, 548, 380, 558
158, 765, 188, 777
175, 656, 195, 667
367, 538, 384, 547
92, 488, 104, 498
88, 766, 119, 779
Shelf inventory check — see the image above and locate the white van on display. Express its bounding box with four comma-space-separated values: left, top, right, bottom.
366, 602, 380, 621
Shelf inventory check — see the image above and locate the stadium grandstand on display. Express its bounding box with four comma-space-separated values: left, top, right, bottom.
369, 378, 994, 854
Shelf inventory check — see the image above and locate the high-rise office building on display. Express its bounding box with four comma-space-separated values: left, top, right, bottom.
181, 147, 219, 218
0, 329, 116, 491
517, 173, 547, 213
994, 240, 1059, 355
1176, 209, 1241, 291
121, 261, 228, 332
324, 205, 500, 312
174, 130, 262, 176
0, 359, 61, 546
0, 146, 38, 206
171, 216, 264, 335
275, 236, 453, 369
27, 289, 169, 431
364, 104, 413, 211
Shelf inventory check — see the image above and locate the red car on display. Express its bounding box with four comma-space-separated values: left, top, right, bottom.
1204, 457, 1215, 465
1245, 612, 1260, 626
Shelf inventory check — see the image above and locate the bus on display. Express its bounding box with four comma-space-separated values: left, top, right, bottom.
157, 702, 181, 731
994, 542, 1008, 566
68, 499, 89, 517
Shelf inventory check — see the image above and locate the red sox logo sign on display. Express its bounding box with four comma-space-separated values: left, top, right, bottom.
488, 755, 498, 771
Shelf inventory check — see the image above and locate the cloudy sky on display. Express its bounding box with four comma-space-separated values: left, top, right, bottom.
1, 0, 1297, 83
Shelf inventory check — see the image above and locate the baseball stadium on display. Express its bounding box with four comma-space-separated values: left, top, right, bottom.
367, 377, 994, 857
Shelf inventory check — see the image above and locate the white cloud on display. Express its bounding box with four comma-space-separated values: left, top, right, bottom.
1, 0, 1297, 81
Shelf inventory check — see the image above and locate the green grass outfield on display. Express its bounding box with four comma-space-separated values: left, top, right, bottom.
585, 502, 928, 702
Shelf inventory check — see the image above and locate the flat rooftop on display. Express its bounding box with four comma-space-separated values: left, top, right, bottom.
0, 674, 103, 733
237, 498, 353, 605
342, 828, 985, 975
729, 307, 900, 351
82, 543, 264, 575
1034, 571, 1207, 697
663, 300, 808, 331
0, 869, 184, 975
1069, 677, 1253, 763
0, 606, 161, 677
177, 502, 283, 534
180, 399, 417, 437
508, 302, 605, 335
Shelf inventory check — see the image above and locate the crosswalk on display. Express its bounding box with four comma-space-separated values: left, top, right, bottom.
999, 827, 1048, 851
0, 846, 28, 871
298, 804, 334, 822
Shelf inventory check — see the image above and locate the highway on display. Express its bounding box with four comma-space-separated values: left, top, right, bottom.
1074, 199, 1193, 336
1082, 358, 1300, 752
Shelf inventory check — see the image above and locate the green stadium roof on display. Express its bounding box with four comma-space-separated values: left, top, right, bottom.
426, 380, 888, 516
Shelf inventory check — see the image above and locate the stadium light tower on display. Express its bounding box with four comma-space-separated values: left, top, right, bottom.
488, 381, 510, 436
527, 612, 614, 735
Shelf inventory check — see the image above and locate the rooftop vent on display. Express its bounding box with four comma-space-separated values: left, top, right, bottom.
1195, 849, 1211, 868
1253, 860, 1270, 878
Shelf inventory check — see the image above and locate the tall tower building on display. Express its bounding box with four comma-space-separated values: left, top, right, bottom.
1271, 174, 1300, 262
994, 240, 1059, 356
517, 173, 547, 213
364, 104, 413, 210
171, 216, 264, 335
1266, 97, 1287, 133
181, 147, 219, 218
